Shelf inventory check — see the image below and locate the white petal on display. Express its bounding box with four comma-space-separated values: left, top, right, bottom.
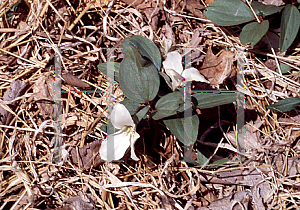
182, 67, 210, 83
99, 132, 131, 161
165, 69, 184, 90
162, 38, 173, 54
110, 103, 135, 129
130, 131, 140, 160
163, 51, 183, 75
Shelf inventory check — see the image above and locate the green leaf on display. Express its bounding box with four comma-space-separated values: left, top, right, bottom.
121, 35, 162, 70
207, 158, 230, 169
101, 120, 119, 135
152, 91, 184, 120
120, 98, 141, 115
240, 20, 269, 47
159, 71, 173, 90
276, 64, 291, 74
251, 1, 283, 16
204, 0, 255, 26
119, 45, 160, 103
193, 91, 237, 109
97, 62, 120, 82
136, 105, 150, 123
120, 98, 148, 125
267, 97, 300, 112
280, 4, 300, 53
163, 115, 199, 146
197, 150, 209, 166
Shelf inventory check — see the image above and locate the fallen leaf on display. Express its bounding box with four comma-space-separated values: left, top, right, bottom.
17, 21, 28, 30
93, 0, 110, 7
264, 58, 277, 71
178, 0, 206, 19
226, 117, 263, 152
200, 46, 234, 88
56, 192, 96, 210
33, 73, 55, 119
0, 80, 27, 125
62, 71, 90, 88
258, 0, 285, 6
70, 139, 102, 170
188, 28, 206, 64
203, 191, 250, 210
205, 0, 215, 5
278, 114, 300, 141
120, 0, 144, 6
62, 112, 92, 128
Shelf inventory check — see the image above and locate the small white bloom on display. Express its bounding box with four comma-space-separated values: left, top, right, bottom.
162, 38, 173, 54
162, 51, 210, 90
100, 103, 140, 161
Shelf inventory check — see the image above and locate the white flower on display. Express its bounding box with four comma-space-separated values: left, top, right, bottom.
162, 38, 173, 54
162, 51, 210, 90
99, 103, 140, 161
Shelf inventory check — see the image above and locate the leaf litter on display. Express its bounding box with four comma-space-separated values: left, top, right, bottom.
0, 0, 300, 209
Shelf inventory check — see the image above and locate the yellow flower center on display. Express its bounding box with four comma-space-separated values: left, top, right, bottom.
122, 125, 135, 137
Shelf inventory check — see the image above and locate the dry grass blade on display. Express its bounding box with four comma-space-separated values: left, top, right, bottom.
0, 0, 300, 209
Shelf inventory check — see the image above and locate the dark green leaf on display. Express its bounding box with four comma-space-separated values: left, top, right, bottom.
120, 98, 141, 115
97, 62, 120, 82
152, 91, 184, 120
276, 64, 291, 74
251, 1, 283, 16
159, 71, 173, 90
280, 4, 300, 53
121, 35, 162, 70
101, 120, 119, 135
163, 115, 199, 145
119, 45, 160, 103
240, 20, 269, 47
267, 97, 300, 112
197, 150, 209, 166
136, 105, 150, 122
193, 91, 237, 109
207, 158, 230, 169
204, 0, 255, 26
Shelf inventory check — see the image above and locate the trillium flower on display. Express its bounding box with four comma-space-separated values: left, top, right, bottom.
162, 38, 173, 55
162, 51, 210, 90
99, 103, 140, 161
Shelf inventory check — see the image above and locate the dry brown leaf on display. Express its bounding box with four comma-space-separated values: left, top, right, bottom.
62, 72, 90, 88
205, 0, 216, 5
178, 0, 206, 19
56, 192, 96, 210
70, 139, 102, 170
264, 58, 277, 71
278, 115, 300, 141
188, 28, 205, 64
200, 47, 234, 88
62, 112, 92, 128
162, 24, 175, 42
226, 117, 263, 152
0, 80, 27, 125
93, 0, 110, 8
275, 156, 300, 176
143, 7, 160, 31
120, 0, 145, 6
258, 0, 285, 6
199, 191, 250, 210
33, 73, 54, 119
17, 21, 28, 30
